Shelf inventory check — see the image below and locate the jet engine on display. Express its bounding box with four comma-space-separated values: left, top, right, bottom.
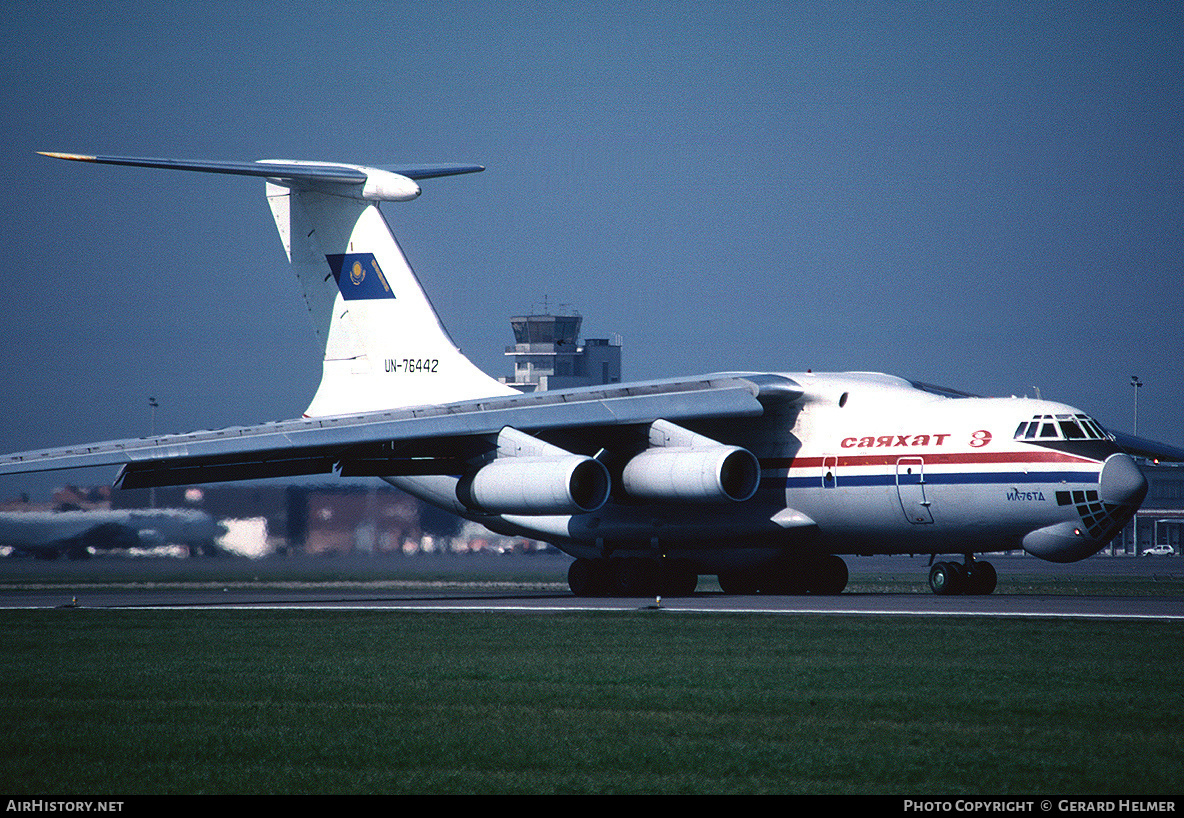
459, 427, 610, 515
621, 420, 760, 503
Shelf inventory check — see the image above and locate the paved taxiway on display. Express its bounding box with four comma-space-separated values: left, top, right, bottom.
1, 553, 1181, 619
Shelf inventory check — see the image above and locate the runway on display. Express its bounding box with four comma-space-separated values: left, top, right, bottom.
2, 551, 1182, 619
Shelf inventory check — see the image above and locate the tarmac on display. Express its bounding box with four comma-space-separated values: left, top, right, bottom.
0, 551, 1181, 619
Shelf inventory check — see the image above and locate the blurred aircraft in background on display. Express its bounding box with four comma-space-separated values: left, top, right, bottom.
0, 507, 226, 559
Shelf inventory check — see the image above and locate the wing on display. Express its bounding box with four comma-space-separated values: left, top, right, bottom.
1110, 431, 1184, 464
0, 374, 799, 490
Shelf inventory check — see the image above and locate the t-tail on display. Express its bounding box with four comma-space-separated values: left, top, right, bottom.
39, 152, 518, 417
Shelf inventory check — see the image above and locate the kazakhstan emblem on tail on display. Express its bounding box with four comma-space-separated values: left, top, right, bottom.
325, 253, 396, 300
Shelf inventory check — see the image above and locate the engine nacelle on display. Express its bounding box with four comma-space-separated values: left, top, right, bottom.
464, 455, 610, 515
622, 445, 760, 503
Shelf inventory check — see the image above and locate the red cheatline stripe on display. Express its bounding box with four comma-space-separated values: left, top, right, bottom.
762, 449, 1096, 471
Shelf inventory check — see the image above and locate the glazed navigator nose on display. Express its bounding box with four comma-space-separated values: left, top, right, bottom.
1022, 452, 1148, 563
1099, 453, 1148, 508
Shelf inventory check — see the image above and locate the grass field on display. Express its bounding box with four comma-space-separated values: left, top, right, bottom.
2, 609, 1182, 794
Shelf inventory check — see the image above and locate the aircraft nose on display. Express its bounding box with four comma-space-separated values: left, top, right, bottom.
1022, 453, 1147, 563
1098, 453, 1148, 508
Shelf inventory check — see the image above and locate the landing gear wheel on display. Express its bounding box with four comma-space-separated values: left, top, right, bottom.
717, 569, 761, 595
612, 558, 660, 597
964, 561, 997, 595
568, 558, 610, 597
809, 554, 849, 595
659, 559, 698, 597
929, 561, 965, 595
756, 569, 803, 595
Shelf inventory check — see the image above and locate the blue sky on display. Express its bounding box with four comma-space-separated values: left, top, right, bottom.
1, 2, 1181, 500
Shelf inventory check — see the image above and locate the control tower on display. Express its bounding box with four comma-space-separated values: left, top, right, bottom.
500, 310, 622, 393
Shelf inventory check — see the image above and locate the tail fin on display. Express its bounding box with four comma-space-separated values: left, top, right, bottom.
40, 153, 517, 416
264, 176, 517, 416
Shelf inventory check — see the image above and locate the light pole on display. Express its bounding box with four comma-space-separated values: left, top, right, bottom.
1130, 376, 1142, 436
1126, 377, 1142, 557
148, 397, 159, 509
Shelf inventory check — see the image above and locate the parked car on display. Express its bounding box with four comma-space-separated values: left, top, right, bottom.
1141, 544, 1176, 556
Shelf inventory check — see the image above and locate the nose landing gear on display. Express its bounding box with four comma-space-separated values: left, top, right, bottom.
929, 557, 997, 595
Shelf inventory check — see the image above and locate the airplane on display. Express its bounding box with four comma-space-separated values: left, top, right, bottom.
2, 151, 1180, 595
0, 507, 227, 559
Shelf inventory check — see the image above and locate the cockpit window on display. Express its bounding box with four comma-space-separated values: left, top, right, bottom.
1082, 418, 1107, 438
1014, 413, 1109, 442
1059, 419, 1085, 439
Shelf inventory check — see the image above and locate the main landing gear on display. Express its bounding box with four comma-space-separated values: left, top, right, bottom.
928, 557, 997, 595
567, 554, 850, 597
568, 557, 699, 598
718, 554, 848, 596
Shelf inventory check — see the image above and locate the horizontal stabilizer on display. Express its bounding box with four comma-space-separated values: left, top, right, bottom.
38, 152, 484, 202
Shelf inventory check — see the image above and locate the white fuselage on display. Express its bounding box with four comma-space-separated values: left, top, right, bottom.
390, 372, 1144, 571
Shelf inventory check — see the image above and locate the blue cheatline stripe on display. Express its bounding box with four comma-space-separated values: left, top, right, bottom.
780, 471, 1098, 489
325, 253, 396, 300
